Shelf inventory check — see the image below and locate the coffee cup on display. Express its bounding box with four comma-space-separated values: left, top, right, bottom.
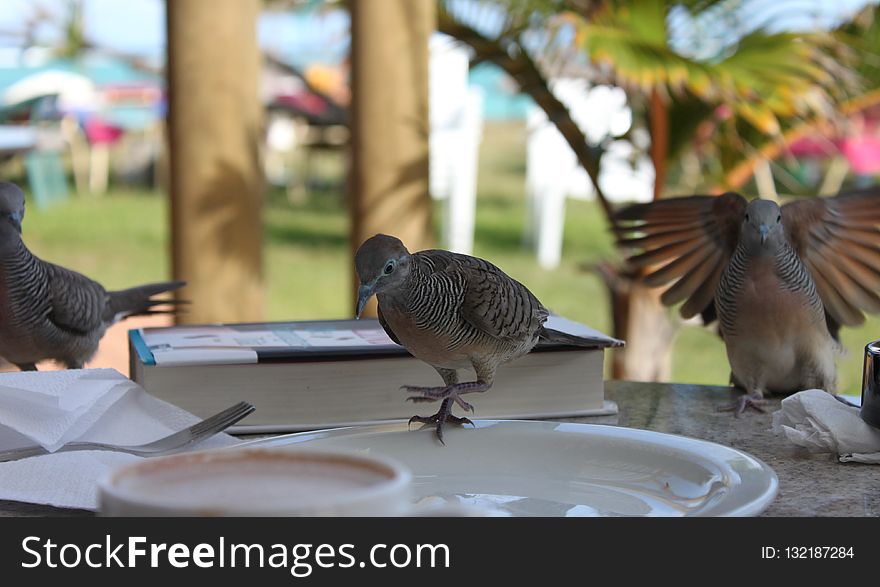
97, 447, 414, 516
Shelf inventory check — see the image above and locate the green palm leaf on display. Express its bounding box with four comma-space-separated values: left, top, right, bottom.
576, 1, 849, 139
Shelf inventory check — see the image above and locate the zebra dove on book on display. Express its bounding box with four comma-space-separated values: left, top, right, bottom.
354, 233, 621, 443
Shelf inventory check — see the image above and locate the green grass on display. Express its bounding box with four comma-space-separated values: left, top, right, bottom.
18, 121, 877, 393
25, 190, 172, 289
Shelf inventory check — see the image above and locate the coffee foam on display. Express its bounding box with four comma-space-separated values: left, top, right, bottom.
111, 450, 396, 511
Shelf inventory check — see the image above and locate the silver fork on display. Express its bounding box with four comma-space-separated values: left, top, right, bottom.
0, 401, 255, 462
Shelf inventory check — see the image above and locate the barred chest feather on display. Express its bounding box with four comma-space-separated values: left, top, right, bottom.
715, 244, 835, 392
716, 244, 825, 341
377, 291, 473, 370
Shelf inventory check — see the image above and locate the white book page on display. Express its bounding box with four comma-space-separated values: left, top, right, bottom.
143, 326, 398, 349
144, 327, 290, 350
292, 328, 397, 347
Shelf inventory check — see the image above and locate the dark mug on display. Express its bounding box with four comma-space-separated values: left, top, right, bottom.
861, 341, 880, 429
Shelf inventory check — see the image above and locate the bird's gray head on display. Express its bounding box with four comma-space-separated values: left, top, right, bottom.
740, 199, 784, 252
354, 234, 412, 318
0, 182, 24, 234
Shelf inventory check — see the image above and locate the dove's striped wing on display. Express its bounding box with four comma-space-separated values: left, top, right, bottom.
415, 249, 548, 343
43, 262, 108, 336
456, 257, 548, 343
782, 189, 880, 336
614, 193, 747, 322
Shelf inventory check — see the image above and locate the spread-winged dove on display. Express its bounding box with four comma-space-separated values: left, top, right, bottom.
0, 182, 185, 370
355, 234, 620, 443
615, 190, 880, 414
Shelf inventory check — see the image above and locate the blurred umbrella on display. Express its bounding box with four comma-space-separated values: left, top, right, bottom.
3, 70, 98, 113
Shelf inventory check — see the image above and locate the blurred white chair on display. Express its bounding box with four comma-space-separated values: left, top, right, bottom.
264, 112, 299, 187
429, 35, 484, 255
526, 80, 653, 268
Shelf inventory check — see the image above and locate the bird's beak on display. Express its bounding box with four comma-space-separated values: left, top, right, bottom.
356, 283, 375, 319
759, 224, 769, 245
8, 211, 22, 234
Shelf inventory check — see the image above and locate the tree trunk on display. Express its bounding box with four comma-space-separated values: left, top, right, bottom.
166, 0, 264, 324
596, 262, 675, 381
649, 88, 668, 201
348, 0, 435, 317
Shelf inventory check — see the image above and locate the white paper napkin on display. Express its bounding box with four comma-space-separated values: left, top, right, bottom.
771, 389, 880, 464
0, 368, 243, 510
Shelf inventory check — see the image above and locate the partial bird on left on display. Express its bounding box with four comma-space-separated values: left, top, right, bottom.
0, 181, 185, 370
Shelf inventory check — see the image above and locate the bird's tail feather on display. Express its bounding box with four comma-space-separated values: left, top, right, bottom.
539, 327, 624, 349
108, 280, 187, 320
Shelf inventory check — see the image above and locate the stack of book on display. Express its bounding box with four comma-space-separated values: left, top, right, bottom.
128, 316, 621, 433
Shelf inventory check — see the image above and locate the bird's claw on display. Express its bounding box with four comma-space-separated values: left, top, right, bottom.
401, 380, 488, 443
718, 395, 767, 417
407, 411, 475, 445
451, 415, 475, 427
407, 413, 474, 427
454, 396, 474, 412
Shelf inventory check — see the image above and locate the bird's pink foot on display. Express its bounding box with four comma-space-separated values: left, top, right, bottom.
718, 394, 766, 417
408, 413, 474, 427
406, 397, 476, 445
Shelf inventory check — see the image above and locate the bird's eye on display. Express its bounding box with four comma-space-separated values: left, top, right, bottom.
384, 262, 395, 275
776, 214, 781, 223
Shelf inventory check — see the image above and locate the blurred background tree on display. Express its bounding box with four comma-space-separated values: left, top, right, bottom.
56, 0, 86, 59
441, 0, 865, 205
1, 0, 877, 388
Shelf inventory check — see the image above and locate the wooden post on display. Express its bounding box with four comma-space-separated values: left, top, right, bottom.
596, 262, 676, 382
649, 88, 668, 201
166, 0, 264, 324
348, 0, 435, 317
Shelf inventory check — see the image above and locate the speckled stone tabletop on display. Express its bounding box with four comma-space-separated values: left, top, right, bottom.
2, 380, 878, 517
594, 381, 880, 517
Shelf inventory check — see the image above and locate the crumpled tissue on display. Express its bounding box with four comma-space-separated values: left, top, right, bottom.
771, 389, 880, 464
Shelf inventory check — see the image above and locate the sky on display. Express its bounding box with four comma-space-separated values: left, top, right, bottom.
0, 0, 875, 67
0, 0, 350, 66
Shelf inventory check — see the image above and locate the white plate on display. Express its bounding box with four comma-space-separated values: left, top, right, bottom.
239, 420, 778, 517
